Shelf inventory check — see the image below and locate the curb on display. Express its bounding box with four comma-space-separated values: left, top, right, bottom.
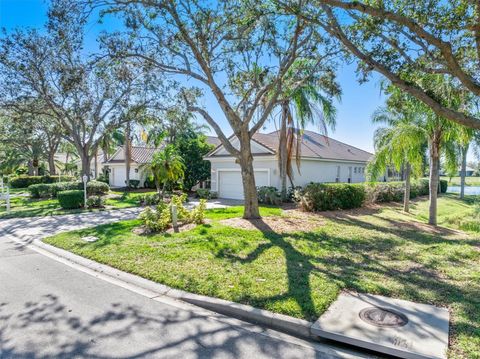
33, 239, 316, 341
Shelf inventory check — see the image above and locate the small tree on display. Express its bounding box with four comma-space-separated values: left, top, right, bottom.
367, 107, 425, 212
142, 145, 185, 195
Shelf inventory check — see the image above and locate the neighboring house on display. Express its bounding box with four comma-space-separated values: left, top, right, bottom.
104, 146, 159, 187
104, 136, 221, 188
458, 166, 475, 177
204, 130, 373, 200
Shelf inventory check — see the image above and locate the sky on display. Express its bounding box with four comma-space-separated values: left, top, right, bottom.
0, 0, 387, 154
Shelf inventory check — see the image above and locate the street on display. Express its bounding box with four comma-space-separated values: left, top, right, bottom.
0, 210, 361, 359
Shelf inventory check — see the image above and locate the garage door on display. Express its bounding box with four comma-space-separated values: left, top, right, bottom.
218, 170, 269, 200
111, 167, 126, 187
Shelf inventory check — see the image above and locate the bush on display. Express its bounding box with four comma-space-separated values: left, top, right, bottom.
97, 173, 109, 184
144, 177, 157, 189
196, 188, 212, 199
190, 199, 207, 224
87, 181, 110, 196
139, 203, 171, 232
298, 183, 365, 212
86, 195, 105, 208
57, 190, 84, 209
138, 194, 206, 232
364, 182, 404, 203
439, 179, 448, 193
28, 184, 52, 199
257, 186, 282, 205
28, 181, 81, 198
139, 193, 162, 206
127, 179, 140, 189
10, 175, 75, 188
49, 182, 82, 197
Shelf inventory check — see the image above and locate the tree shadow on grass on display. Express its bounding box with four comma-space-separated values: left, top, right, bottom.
215, 215, 480, 353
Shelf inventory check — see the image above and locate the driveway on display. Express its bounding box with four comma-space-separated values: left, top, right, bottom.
0, 209, 363, 359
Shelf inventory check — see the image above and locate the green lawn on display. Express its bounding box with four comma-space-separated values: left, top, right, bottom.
0, 189, 156, 219
44, 198, 480, 358
442, 176, 480, 187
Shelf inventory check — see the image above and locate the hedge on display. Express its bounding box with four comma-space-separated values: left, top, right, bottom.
28, 180, 109, 199
57, 190, 85, 209
87, 181, 110, 195
10, 175, 75, 188
298, 183, 365, 211
298, 179, 444, 212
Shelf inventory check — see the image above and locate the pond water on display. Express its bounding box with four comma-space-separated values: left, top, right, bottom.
448, 186, 480, 195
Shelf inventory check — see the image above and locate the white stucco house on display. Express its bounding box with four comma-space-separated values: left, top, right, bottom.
103, 146, 158, 187
205, 130, 373, 200
104, 136, 221, 188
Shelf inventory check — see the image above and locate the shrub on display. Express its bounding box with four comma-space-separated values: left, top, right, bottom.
138, 194, 206, 232
190, 199, 207, 224
10, 175, 75, 188
97, 173, 109, 184
171, 194, 190, 222
127, 179, 140, 189
439, 179, 448, 193
49, 182, 82, 197
139, 193, 162, 206
257, 186, 282, 205
288, 186, 303, 202
87, 181, 110, 196
86, 195, 105, 208
57, 190, 84, 209
196, 188, 212, 199
298, 183, 365, 212
28, 184, 52, 199
210, 191, 218, 199
364, 182, 404, 203
139, 203, 171, 233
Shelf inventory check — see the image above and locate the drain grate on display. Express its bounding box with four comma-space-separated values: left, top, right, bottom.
359, 307, 408, 328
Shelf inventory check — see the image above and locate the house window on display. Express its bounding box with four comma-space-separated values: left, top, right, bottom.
354, 167, 357, 174
336, 166, 341, 182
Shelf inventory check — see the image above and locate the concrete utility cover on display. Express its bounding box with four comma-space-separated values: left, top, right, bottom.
311, 292, 449, 359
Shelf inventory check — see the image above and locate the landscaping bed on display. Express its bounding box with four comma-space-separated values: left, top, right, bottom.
44, 198, 480, 358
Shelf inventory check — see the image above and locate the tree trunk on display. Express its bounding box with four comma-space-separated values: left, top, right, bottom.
278, 104, 288, 201
239, 130, 260, 219
125, 122, 131, 189
32, 157, 39, 176
403, 162, 411, 213
79, 148, 91, 180
48, 154, 56, 176
428, 141, 440, 225
94, 148, 98, 179
28, 161, 34, 176
460, 145, 468, 199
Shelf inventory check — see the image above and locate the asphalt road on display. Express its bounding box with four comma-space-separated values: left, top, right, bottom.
0, 209, 365, 359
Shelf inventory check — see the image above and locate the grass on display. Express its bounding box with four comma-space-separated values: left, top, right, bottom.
44, 197, 480, 359
441, 176, 480, 187
0, 188, 157, 219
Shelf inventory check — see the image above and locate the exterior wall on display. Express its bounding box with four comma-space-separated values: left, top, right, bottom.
212, 137, 272, 156
108, 163, 148, 187
209, 155, 368, 193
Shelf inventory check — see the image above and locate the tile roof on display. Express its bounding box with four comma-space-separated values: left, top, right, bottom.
209, 130, 373, 162
106, 136, 220, 164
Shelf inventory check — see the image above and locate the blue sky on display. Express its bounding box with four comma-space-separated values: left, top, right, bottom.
0, 0, 387, 153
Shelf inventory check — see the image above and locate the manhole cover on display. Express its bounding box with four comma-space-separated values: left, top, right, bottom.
359, 307, 408, 328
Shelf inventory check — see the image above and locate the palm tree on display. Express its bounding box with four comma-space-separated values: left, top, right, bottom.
276, 76, 340, 200
142, 145, 185, 194
385, 83, 463, 225
368, 107, 426, 212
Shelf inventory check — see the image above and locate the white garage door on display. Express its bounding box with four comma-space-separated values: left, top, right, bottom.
218, 170, 269, 200
111, 167, 126, 187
